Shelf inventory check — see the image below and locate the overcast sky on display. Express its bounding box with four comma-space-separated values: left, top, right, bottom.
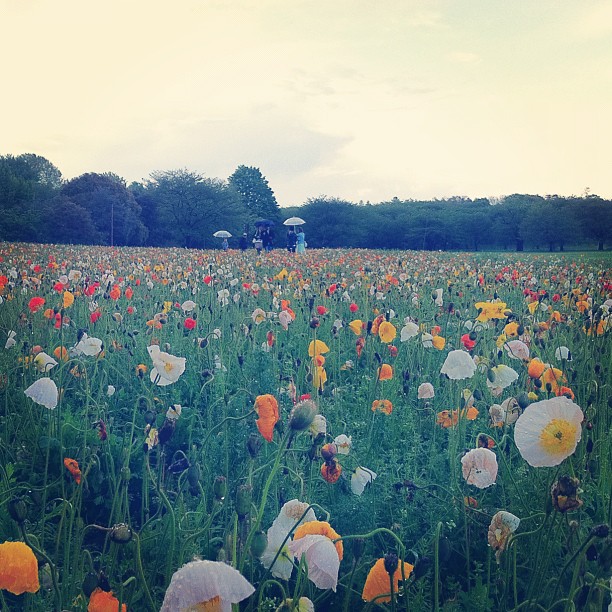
2, 0, 611, 206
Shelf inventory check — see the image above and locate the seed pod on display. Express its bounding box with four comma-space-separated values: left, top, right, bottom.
187, 464, 201, 488
384, 552, 399, 575
109, 523, 133, 544
247, 433, 262, 459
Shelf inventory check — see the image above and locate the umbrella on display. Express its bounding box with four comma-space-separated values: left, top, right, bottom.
213, 230, 232, 238
283, 217, 306, 226
254, 219, 275, 228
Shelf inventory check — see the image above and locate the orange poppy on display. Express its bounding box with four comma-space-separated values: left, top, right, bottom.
362, 557, 414, 603
254, 394, 279, 442
437, 410, 459, 428
63, 291, 74, 309
109, 286, 121, 300
377, 364, 393, 381
0, 541, 40, 595
372, 399, 393, 415
321, 459, 342, 484
432, 335, 446, 350
53, 346, 69, 361
64, 458, 82, 484
370, 314, 385, 335
527, 358, 546, 379
356, 337, 365, 357
88, 587, 127, 612
293, 521, 343, 560
555, 386, 575, 400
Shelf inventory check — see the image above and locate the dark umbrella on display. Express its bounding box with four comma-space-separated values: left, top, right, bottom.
254, 219, 275, 228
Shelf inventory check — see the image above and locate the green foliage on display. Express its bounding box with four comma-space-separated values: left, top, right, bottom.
228, 165, 280, 223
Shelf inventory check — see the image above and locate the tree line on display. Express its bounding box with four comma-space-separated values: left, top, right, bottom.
1, 153, 611, 251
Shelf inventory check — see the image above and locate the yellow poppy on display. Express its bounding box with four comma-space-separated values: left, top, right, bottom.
349, 320, 363, 335
63, 291, 74, 308
378, 321, 396, 343
432, 335, 446, 350
308, 340, 330, 357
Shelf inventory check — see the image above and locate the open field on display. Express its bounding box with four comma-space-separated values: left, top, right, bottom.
0, 243, 610, 611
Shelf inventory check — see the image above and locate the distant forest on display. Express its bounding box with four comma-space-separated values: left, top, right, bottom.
1, 153, 611, 251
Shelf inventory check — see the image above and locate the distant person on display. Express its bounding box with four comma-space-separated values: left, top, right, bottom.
239, 232, 248, 251
221, 238, 229, 251
262, 228, 273, 252
253, 231, 263, 255
296, 228, 306, 254
286, 228, 297, 253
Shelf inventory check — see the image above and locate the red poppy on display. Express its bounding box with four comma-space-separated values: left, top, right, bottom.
28, 297, 45, 313
184, 317, 196, 330
90, 310, 102, 324
328, 283, 337, 294
349, 303, 359, 313
127, 306, 135, 315
0, 275, 8, 286
388, 345, 398, 357
461, 334, 476, 350
53, 282, 64, 292
267, 331, 275, 347
109, 286, 121, 300
125, 287, 133, 300
203, 275, 212, 284
316, 305, 328, 315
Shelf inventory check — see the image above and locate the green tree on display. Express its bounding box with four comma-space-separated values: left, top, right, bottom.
0, 154, 62, 242
61, 173, 148, 246
40, 196, 99, 245
228, 166, 279, 222
577, 196, 612, 250
144, 169, 248, 248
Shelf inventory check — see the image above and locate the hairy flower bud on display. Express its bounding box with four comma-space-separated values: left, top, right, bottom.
289, 399, 318, 432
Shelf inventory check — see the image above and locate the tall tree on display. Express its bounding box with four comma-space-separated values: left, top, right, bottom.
144, 169, 248, 248
228, 166, 279, 222
61, 173, 148, 246
0, 154, 62, 242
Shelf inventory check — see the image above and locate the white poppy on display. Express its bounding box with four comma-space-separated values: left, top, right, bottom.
417, 382, 435, 399
73, 334, 103, 357
5, 330, 16, 349
514, 397, 583, 467
106, 385, 116, 397
400, 322, 419, 342
440, 350, 477, 380
147, 345, 186, 384
181, 300, 196, 313
554, 346, 572, 361
351, 467, 377, 496
333, 434, 352, 455
24, 377, 58, 410
161, 560, 254, 612
288, 535, 340, 591
33, 352, 58, 373
504, 340, 530, 361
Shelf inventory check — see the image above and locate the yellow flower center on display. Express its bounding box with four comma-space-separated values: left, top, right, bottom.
539, 419, 577, 456
164, 361, 174, 374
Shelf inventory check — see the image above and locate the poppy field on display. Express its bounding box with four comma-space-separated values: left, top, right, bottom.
0, 242, 610, 611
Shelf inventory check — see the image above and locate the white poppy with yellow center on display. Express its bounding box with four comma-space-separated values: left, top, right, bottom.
514, 397, 583, 467
147, 345, 186, 385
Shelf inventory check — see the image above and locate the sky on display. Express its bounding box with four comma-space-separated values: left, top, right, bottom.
2, 0, 611, 206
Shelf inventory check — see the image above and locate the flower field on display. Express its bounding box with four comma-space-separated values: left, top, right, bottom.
0, 242, 610, 611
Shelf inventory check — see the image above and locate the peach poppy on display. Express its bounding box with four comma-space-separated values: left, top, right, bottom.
64, 458, 82, 484
349, 319, 364, 335
88, 587, 127, 612
488, 511, 520, 563
0, 541, 40, 595
461, 448, 498, 488
372, 399, 393, 415
377, 363, 393, 380
53, 346, 69, 361
254, 394, 280, 442
437, 410, 459, 428
362, 557, 414, 603
293, 520, 343, 561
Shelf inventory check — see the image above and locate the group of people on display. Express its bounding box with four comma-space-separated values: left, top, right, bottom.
237, 225, 306, 254
285, 227, 306, 254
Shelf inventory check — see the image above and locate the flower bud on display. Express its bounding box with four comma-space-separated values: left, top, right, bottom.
384, 552, 399, 575
213, 475, 227, 501
247, 433, 262, 458
289, 399, 317, 432
8, 497, 28, 524
236, 484, 252, 519
82, 572, 99, 597
187, 464, 201, 488
590, 524, 610, 539
250, 530, 268, 558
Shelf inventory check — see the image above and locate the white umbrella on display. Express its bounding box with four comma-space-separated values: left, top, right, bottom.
283, 217, 305, 226
213, 230, 232, 238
